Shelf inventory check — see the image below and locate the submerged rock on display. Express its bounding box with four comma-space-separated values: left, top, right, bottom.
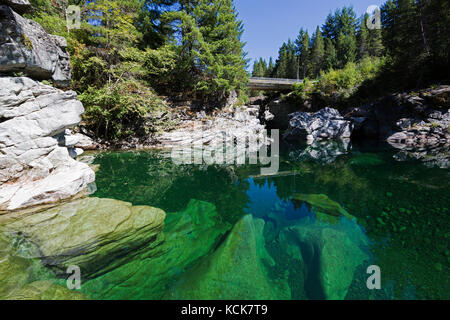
0, 234, 30, 298
5, 280, 89, 300
283, 221, 369, 300
81, 199, 230, 299
167, 215, 290, 300
349, 153, 385, 166
284, 108, 353, 142
0, 77, 95, 211
292, 193, 355, 224
1, 197, 166, 279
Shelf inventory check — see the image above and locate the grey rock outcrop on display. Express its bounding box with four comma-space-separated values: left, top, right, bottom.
0, 5, 71, 86
0, 77, 95, 211
284, 107, 353, 142
0, 0, 30, 14
158, 106, 270, 166
347, 85, 450, 149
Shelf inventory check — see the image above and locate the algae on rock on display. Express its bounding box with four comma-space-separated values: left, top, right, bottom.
5, 280, 88, 300
166, 215, 291, 300
81, 199, 231, 300
1, 197, 166, 279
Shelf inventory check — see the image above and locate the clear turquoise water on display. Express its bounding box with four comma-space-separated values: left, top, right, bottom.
83, 142, 449, 300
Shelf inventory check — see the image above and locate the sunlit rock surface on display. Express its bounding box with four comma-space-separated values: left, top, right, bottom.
0, 77, 95, 211
284, 107, 353, 142
0, 6, 71, 85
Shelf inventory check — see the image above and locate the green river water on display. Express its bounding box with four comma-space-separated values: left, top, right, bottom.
1, 142, 449, 299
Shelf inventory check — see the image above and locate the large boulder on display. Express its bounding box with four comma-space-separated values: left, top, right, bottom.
284, 107, 353, 142
283, 222, 369, 300
80, 199, 231, 299
0, 197, 166, 279
167, 215, 291, 300
0, 0, 31, 14
0, 77, 95, 211
0, 6, 71, 85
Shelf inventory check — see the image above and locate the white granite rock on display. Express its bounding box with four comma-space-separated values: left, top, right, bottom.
0, 77, 95, 211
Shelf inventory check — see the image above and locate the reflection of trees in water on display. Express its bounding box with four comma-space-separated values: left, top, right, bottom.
92, 151, 251, 224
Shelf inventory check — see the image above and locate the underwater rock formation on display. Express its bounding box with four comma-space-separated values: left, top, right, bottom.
292, 193, 356, 224
80, 199, 230, 299
1, 197, 166, 279
0, 233, 30, 298
267, 193, 370, 299
5, 281, 88, 300
167, 215, 291, 300
282, 222, 369, 300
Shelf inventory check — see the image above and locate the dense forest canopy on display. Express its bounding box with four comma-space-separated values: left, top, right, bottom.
253, 0, 449, 86
23, 0, 449, 139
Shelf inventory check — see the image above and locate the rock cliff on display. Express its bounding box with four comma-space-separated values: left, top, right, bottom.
0, 4, 95, 212
0, 5, 71, 86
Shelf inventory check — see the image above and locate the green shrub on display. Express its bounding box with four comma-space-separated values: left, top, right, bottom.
317, 57, 384, 96
80, 80, 169, 139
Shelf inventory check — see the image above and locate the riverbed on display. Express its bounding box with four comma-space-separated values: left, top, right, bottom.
1, 141, 449, 299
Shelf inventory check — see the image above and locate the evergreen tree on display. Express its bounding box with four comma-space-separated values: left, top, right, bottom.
336, 31, 357, 67
162, 0, 248, 103
266, 57, 275, 77
252, 58, 267, 77
274, 40, 297, 78
252, 59, 261, 77
323, 38, 338, 70
295, 28, 310, 79
368, 26, 384, 58
310, 26, 325, 77
259, 58, 268, 76
322, 12, 338, 40
357, 14, 370, 60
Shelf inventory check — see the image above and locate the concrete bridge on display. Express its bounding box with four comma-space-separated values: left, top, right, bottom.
249, 77, 303, 91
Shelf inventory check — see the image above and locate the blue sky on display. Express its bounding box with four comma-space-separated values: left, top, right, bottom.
234, 0, 385, 67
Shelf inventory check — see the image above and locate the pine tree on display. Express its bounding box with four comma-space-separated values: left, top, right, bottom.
295, 29, 310, 79
259, 58, 268, 76
310, 26, 325, 77
252, 60, 261, 77
323, 38, 338, 70
368, 27, 384, 58
266, 57, 275, 77
322, 12, 338, 40
357, 14, 370, 60
336, 31, 357, 67
162, 0, 248, 103
273, 40, 297, 78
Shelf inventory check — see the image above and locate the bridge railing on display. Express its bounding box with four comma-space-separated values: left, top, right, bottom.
249, 77, 304, 83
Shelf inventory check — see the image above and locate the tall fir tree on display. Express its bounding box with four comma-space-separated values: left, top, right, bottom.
162, 0, 248, 103
266, 57, 275, 77
295, 28, 310, 79
357, 14, 370, 60
323, 37, 338, 70
310, 26, 325, 77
